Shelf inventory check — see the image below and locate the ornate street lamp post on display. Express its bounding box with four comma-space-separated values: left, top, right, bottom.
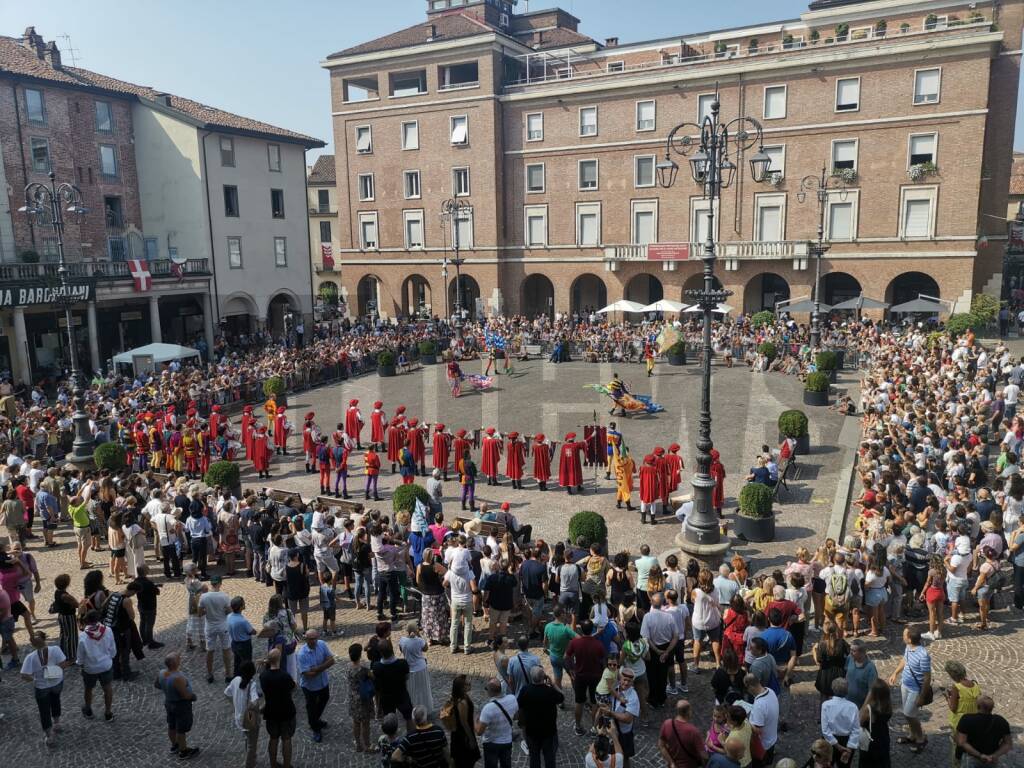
798, 166, 847, 349
657, 98, 772, 561
19, 171, 94, 465
441, 198, 470, 328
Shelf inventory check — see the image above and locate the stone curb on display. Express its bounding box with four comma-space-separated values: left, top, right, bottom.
826, 372, 862, 543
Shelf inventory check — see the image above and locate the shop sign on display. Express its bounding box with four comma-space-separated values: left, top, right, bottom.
0, 280, 94, 308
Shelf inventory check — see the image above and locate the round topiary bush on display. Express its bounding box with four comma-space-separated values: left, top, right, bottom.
805, 371, 831, 392
815, 351, 838, 371
568, 511, 608, 546
392, 483, 430, 516
93, 442, 126, 471
751, 310, 774, 328
777, 410, 809, 438
377, 350, 396, 367
204, 460, 240, 490
418, 340, 437, 356
757, 342, 777, 361
262, 375, 286, 399
739, 482, 774, 519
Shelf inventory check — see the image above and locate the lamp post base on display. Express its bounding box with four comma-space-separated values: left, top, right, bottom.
674, 533, 731, 571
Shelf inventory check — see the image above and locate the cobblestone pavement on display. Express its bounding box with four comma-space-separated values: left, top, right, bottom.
3, 359, 1022, 766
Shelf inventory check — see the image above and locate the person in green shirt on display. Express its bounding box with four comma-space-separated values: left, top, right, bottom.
543, 605, 576, 692
68, 479, 95, 569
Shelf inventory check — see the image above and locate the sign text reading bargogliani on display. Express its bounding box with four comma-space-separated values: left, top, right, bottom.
0, 282, 94, 308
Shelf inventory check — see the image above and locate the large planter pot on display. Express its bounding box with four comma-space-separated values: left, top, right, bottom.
778, 432, 811, 456
831, 350, 846, 369
378, 364, 397, 378
421, 353, 437, 365
824, 369, 838, 383
735, 513, 776, 543
667, 352, 687, 366
803, 389, 830, 407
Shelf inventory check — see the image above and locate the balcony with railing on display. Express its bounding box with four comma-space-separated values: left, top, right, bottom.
604, 241, 810, 264
505, 17, 992, 89
315, 262, 338, 274
0, 258, 212, 282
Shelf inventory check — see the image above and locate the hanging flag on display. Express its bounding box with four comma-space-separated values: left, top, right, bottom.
321, 243, 335, 270
128, 259, 152, 292
169, 261, 184, 281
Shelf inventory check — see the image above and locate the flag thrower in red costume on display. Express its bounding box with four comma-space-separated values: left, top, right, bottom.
558, 432, 585, 495
345, 399, 364, 449
252, 424, 271, 479
302, 411, 319, 473
531, 434, 553, 491
710, 448, 726, 517
638, 453, 662, 525
370, 400, 387, 450
653, 446, 671, 507
387, 406, 408, 472
406, 417, 427, 476
432, 424, 451, 480
504, 431, 526, 489
480, 427, 503, 486
452, 429, 470, 478
273, 406, 291, 454
240, 405, 254, 460
209, 405, 221, 442
666, 442, 684, 492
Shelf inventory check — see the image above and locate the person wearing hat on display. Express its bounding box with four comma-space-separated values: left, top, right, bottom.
181, 424, 199, 479
149, 416, 165, 471
345, 399, 364, 450
314, 436, 332, 496
252, 425, 271, 480
364, 446, 382, 501
504, 432, 526, 490
330, 432, 351, 499
432, 424, 451, 481
452, 429, 470, 481
606, 421, 623, 481
653, 447, 671, 511
240, 405, 254, 461
481, 428, 503, 486
638, 454, 661, 525
133, 421, 151, 472
387, 412, 408, 475
370, 401, 387, 451
559, 433, 585, 495
407, 418, 427, 476
666, 443, 684, 494
274, 406, 290, 455
710, 449, 727, 518
615, 444, 636, 511
399, 443, 417, 486
209, 404, 222, 443
303, 412, 319, 474
532, 434, 552, 491
459, 447, 478, 511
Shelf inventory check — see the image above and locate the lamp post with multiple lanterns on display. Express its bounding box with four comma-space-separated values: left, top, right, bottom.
798, 166, 847, 349
441, 198, 471, 328
656, 97, 773, 560
19, 171, 95, 465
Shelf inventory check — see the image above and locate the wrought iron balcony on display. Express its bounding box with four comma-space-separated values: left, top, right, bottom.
603, 241, 810, 263
0, 258, 212, 282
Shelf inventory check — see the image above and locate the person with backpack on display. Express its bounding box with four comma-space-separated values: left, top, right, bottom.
822, 553, 860, 638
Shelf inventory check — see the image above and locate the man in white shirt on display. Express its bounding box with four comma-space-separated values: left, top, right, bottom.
1004, 382, 1020, 421
150, 502, 182, 579
640, 593, 678, 708
444, 567, 475, 653
77, 610, 116, 721
198, 575, 233, 684
475, 677, 518, 767
820, 677, 860, 763
608, 668, 641, 766
746, 672, 780, 762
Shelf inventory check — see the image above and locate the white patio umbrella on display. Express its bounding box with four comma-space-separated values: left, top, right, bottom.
639, 299, 688, 313
597, 300, 647, 314
682, 303, 733, 314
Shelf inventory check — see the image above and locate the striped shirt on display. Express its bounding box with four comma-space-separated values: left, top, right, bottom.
901, 645, 931, 692
397, 724, 448, 768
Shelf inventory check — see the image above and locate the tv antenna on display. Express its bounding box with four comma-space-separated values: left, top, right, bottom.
57, 34, 81, 67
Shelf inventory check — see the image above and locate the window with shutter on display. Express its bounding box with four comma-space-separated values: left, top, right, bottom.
635, 156, 655, 188
356, 127, 372, 153
914, 69, 941, 104
903, 198, 932, 238
579, 160, 598, 190
526, 210, 546, 246
757, 205, 782, 241
828, 202, 853, 240
580, 107, 598, 136
836, 78, 860, 111
634, 211, 655, 245
764, 86, 786, 119
763, 146, 785, 177
402, 122, 419, 150
909, 135, 936, 165
450, 116, 468, 145
526, 164, 545, 193
527, 113, 543, 141
636, 101, 656, 131
832, 140, 857, 171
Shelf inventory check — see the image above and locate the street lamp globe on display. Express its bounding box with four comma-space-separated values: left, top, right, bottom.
656, 157, 679, 189
688, 150, 710, 184
748, 149, 773, 183
719, 158, 737, 189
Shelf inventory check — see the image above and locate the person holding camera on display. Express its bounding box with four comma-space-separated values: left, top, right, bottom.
475, 677, 519, 768
604, 667, 640, 768
584, 729, 624, 768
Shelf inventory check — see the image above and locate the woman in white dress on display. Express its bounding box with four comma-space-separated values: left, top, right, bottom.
399, 622, 434, 713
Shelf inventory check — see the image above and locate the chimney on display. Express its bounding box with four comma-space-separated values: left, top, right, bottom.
605, 37, 619, 48
536, 30, 544, 46
154, 92, 173, 107
22, 26, 45, 58
44, 41, 61, 69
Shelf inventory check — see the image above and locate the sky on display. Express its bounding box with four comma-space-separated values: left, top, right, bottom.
6, 0, 1024, 161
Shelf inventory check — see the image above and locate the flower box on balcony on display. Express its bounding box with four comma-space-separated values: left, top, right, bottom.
908, 162, 938, 182
831, 167, 858, 184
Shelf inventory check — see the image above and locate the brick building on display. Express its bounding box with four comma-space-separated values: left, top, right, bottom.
0, 27, 323, 384
323, 0, 1023, 321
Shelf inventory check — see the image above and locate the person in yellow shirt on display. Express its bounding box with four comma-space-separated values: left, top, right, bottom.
264, 397, 277, 437
944, 660, 981, 765
615, 444, 636, 511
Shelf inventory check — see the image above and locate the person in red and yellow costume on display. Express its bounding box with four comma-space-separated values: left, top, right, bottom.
240, 405, 254, 460
302, 411, 318, 473
531, 434, 552, 491
432, 424, 451, 480
370, 400, 387, 451
252, 424, 271, 479
387, 407, 408, 473
182, 423, 198, 478
197, 425, 211, 475
480, 427, 503, 486
666, 443, 684, 494
345, 399, 364, 450
274, 405, 290, 455
364, 446, 381, 501
638, 453, 662, 525
209, 404, 222, 442
558, 432, 585, 495
504, 431, 526, 490
134, 421, 150, 472
452, 428, 470, 478
149, 415, 164, 470
167, 424, 184, 473
653, 446, 671, 509
406, 417, 427, 476
615, 444, 636, 511
263, 397, 277, 437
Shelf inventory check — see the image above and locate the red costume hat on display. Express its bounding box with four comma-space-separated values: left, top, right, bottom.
653, 446, 665, 456
485, 427, 495, 436
564, 432, 577, 441
669, 443, 680, 452
408, 418, 419, 427
534, 433, 546, 442
500, 502, 510, 510
166, 405, 176, 413
456, 429, 467, 438
435, 423, 445, 432
374, 401, 383, 408
258, 425, 268, 433
349, 399, 358, 406
276, 405, 286, 414
396, 405, 406, 414
212, 405, 221, 413
243, 405, 253, 413
508, 431, 519, 439
305, 411, 315, 421
710, 448, 721, 460
643, 454, 656, 465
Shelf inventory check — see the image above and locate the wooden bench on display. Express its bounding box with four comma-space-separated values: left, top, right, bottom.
150, 471, 173, 485
315, 495, 365, 518
268, 488, 305, 505
454, 516, 507, 538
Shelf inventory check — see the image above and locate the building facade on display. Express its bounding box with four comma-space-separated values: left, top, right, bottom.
323, 0, 1023, 321
307, 154, 343, 316
0, 27, 323, 385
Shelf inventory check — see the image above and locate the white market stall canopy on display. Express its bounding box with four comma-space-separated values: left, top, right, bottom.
639, 299, 688, 313
682, 303, 733, 314
112, 343, 201, 366
597, 300, 647, 314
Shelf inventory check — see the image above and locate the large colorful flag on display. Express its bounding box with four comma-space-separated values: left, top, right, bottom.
128, 259, 152, 292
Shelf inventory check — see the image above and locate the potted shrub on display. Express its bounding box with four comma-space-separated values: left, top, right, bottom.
393, 483, 430, 516
815, 350, 839, 383
778, 409, 810, 456
908, 161, 938, 182
751, 310, 775, 329
568, 510, 608, 548
667, 340, 687, 366
19, 249, 40, 264
418, 340, 438, 365
748, 38, 759, 54
831, 167, 858, 184
900, 22, 911, 34
736, 482, 775, 542
969, 11, 984, 24
804, 371, 831, 406
810, 30, 821, 45
875, 19, 887, 37
204, 460, 242, 499
377, 350, 397, 377
783, 33, 795, 50
757, 341, 777, 362
262, 375, 287, 409
925, 14, 939, 30
94, 442, 126, 471
835, 23, 849, 41
714, 40, 728, 57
